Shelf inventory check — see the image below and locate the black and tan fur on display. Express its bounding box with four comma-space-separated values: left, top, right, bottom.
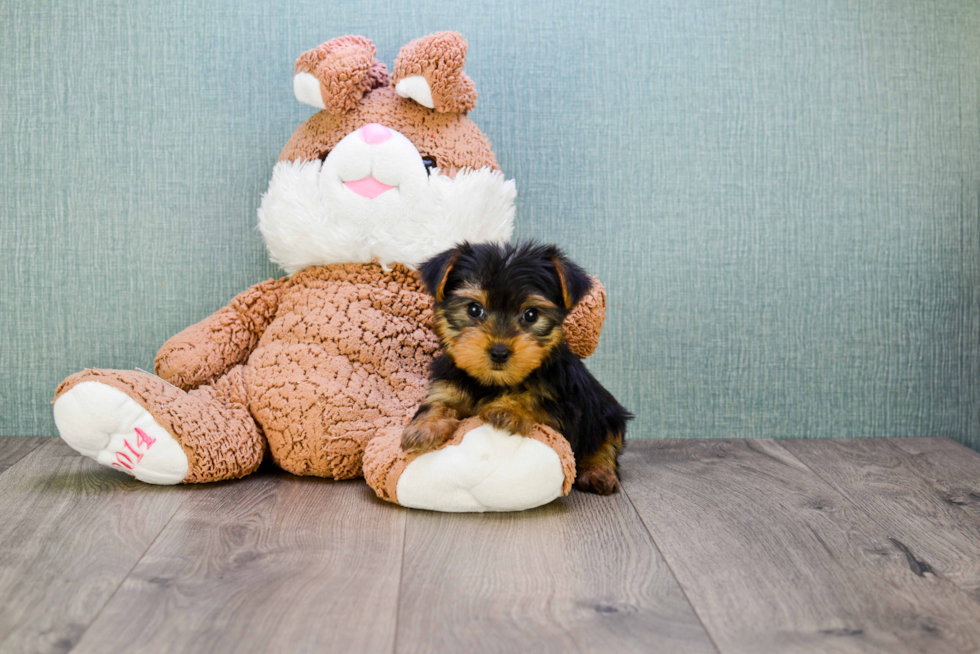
402, 242, 633, 494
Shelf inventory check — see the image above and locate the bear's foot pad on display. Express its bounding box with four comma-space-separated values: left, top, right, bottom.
394, 423, 570, 512
53, 381, 188, 485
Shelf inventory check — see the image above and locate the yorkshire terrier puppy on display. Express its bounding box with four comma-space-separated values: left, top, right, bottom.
402, 241, 633, 495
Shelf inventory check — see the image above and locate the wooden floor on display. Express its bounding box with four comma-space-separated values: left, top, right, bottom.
2, 438, 980, 653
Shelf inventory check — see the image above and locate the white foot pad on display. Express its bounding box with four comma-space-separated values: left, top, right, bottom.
53, 381, 189, 485
396, 424, 566, 512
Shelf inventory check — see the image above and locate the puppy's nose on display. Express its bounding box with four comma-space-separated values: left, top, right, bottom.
359, 123, 392, 145
489, 345, 512, 364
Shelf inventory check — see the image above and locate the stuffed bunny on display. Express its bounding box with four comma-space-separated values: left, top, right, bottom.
53, 32, 607, 512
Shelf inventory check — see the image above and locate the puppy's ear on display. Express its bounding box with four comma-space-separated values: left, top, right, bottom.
419, 246, 462, 301
550, 251, 592, 310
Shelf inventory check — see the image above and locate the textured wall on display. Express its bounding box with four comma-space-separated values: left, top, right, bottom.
2, 0, 979, 447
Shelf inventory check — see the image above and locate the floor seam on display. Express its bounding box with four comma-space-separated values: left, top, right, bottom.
391, 508, 408, 654
621, 481, 724, 654
774, 438, 980, 611
0, 437, 55, 478
884, 438, 980, 530
65, 491, 188, 653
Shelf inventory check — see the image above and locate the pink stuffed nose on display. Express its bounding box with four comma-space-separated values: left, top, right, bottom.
359, 123, 392, 145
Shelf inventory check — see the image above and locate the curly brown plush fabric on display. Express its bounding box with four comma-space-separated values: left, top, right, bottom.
391, 31, 477, 114
363, 417, 576, 505
54, 34, 610, 501
155, 278, 284, 391
244, 264, 439, 479
279, 87, 497, 178
55, 261, 605, 484
56, 263, 441, 481
564, 277, 607, 359
294, 36, 390, 114
55, 367, 265, 483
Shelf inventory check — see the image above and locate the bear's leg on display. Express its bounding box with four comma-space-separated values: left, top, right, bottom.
363, 417, 577, 512
252, 352, 431, 480
264, 398, 410, 481
53, 366, 264, 484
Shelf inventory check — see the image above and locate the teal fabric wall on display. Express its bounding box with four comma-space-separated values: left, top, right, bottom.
2, 0, 979, 447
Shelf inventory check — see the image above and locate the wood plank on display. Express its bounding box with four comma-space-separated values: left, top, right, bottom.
70, 472, 406, 654
0, 436, 48, 474
622, 439, 980, 654
0, 439, 193, 654
781, 438, 980, 602
396, 489, 717, 654
887, 438, 980, 526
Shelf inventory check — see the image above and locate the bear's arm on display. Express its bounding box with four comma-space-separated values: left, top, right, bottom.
154, 278, 286, 391
563, 277, 607, 359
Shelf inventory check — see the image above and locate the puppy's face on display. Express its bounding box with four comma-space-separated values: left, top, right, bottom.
421, 243, 593, 387
436, 283, 565, 386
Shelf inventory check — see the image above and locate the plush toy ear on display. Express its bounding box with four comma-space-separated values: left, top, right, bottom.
294, 36, 389, 113
391, 31, 477, 113
550, 249, 593, 310
419, 245, 463, 301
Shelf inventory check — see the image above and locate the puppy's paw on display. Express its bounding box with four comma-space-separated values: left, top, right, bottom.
401, 417, 457, 454
479, 408, 535, 437
574, 466, 620, 495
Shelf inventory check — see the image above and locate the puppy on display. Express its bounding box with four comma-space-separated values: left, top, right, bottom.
402, 241, 633, 494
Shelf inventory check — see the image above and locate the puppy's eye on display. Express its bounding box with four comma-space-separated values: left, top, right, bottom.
522, 308, 539, 324
467, 302, 485, 319
421, 155, 437, 176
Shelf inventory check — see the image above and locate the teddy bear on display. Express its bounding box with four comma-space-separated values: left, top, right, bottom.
52, 32, 607, 512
